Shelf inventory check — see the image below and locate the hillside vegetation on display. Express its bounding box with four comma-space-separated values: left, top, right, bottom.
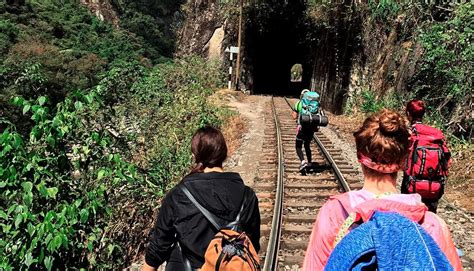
1, 2, 225, 269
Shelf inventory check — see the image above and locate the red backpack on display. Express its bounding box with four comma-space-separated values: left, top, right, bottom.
404, 124, 451, 199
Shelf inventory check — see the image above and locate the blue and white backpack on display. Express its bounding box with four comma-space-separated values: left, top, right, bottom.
297, 91, 328, 127
325, 211, 453, 271
300, 91, 320, 115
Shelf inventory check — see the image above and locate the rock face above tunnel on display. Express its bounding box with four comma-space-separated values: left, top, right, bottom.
308, 3, 362, 115
80, 0, 119, 27
175, 1, 238, 60
205, 26, 225, 60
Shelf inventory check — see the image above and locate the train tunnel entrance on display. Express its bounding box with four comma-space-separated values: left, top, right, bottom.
243, 1, 314, 97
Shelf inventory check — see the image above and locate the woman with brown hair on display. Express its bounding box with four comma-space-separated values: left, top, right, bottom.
142, 126, 260, 271
302, 109, 461, 270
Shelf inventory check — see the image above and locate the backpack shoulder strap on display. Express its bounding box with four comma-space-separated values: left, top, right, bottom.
180, 185, 222, 230
225, 187, 249, 230
180, 184, 222, 271
333, 199, 358, 248
294, 101, 301, 112
411, 124, 420, 136
333, 192, 395, 248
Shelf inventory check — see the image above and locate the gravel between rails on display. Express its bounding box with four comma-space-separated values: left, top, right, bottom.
274, 97, 361, 270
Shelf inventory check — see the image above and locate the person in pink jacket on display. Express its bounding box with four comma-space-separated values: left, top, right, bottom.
303, 109, 462, 271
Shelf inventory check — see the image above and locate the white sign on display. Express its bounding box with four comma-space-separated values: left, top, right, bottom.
225, 46, 239, 54
230, 46, 239, 54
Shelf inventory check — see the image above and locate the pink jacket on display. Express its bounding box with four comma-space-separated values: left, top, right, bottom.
302, 190, 462, 271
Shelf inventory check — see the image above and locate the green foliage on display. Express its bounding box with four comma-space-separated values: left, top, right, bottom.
360, 90, 383, 113
111, 0, 185, 62
119, 12, 168, 61
368, 0, 400, 21
347, 89, 406, 114
0, 90, 143, 270
1, 0, 224, 267
116, 57, 223, 190
410, 3, 473, 136
343, 2, 471, 138
1, 56, 224, 269
0, 19, 18, 56
416, 3, 472, 99
0, 2, 147, 107
96, 61, 148, 105
3, 2, 145, 62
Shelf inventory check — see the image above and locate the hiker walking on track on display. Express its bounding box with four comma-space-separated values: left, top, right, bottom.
142, 126, 261, 271
303, 109, 461, 271
291, 89, 327, 175
402, 99, 452, 213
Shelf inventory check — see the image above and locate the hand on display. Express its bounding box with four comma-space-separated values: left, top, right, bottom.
291, 111, 298, 119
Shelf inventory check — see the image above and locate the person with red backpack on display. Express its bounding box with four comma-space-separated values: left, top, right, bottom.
402, 100, 452, 213
302, 109, 461, 270
142, 126, 261, 271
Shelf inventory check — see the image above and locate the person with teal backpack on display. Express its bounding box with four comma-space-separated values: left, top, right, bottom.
291, 89, 328, 175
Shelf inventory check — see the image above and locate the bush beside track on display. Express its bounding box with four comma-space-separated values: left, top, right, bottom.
0, 2, 228, 269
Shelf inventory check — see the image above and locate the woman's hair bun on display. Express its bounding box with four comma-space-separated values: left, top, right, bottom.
353, 109, 410, 167
378, 109, 401, 135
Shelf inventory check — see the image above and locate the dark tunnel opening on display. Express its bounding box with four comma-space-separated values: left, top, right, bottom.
241, 1, 362, 114
243, 1, 314, 97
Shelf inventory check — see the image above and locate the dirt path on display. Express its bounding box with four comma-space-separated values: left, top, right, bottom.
223, 94, 270, 186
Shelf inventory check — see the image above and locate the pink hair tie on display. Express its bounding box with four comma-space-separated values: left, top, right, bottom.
357, 152, 401, 173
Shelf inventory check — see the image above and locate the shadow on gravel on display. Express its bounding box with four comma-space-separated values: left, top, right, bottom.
304, 164, 332, 174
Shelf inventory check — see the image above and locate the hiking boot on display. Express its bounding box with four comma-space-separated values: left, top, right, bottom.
299, 160, 308, 175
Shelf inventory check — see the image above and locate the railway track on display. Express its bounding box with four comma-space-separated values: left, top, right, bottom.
255, 97, 363, 270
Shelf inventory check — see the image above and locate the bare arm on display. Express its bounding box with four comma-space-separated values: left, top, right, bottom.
291, 111, 298, 119
292, 101, 299, 119
141, 262, 157, 271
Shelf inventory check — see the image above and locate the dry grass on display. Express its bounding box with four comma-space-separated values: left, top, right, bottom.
208, 89, 246, 105
222, 114, 247, 157
326, 112, 365, 145
209, 89, 248, 156
450, 144, 474, 185
445, 144, 474, 212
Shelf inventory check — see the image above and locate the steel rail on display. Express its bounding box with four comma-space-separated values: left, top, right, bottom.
312, 135, 351, 192
263, 97, 285, 271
